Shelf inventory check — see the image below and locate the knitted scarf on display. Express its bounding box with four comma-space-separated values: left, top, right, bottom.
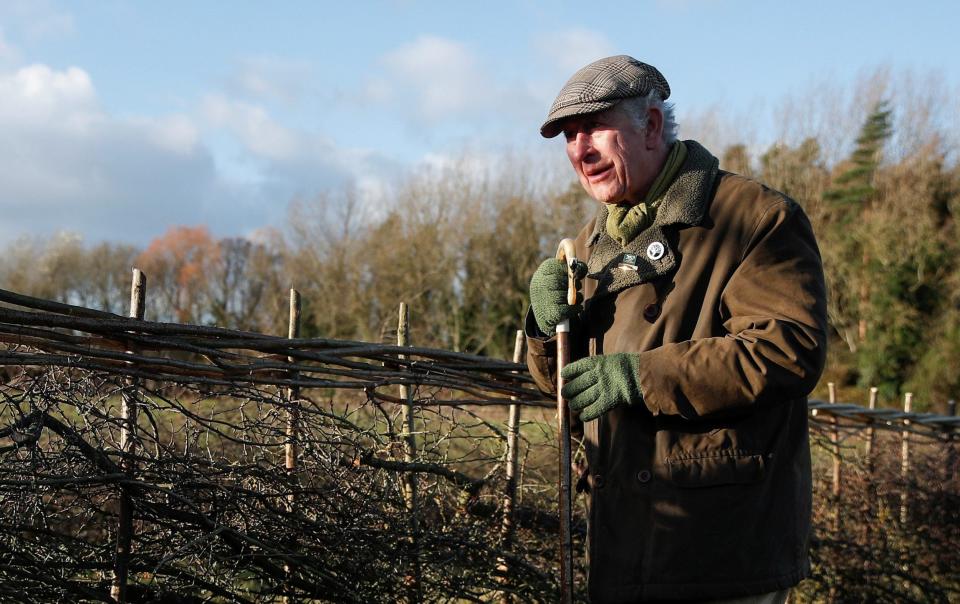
605, 141, 688, 246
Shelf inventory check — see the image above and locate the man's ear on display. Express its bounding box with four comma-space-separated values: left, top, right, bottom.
644, 107, 664, 149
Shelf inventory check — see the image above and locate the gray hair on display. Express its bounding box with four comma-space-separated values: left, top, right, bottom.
617, 91, 678, 144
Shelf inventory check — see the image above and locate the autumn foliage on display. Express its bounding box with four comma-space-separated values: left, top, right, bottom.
136, 225, 219, 324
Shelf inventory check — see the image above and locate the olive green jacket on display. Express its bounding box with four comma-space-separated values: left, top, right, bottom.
526, 140, 827, 602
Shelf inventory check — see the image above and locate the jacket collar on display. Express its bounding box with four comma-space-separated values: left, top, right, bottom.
585, 140, 720, 298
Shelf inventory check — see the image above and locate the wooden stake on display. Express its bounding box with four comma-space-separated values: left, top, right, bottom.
864, 387, 878, 474
285, 289, 301, 482
398, 303, 417, 509
112, 268, 145, 603
828, 382, 841, 533
947, 400, 957, 484
900, 392, 912, 526
398, 302, 421, 602
282, 289, 301, 604
498, 330, 525, 604
862, 387, 879, 545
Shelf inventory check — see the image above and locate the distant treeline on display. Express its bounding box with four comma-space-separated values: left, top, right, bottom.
4, 90, 959, 412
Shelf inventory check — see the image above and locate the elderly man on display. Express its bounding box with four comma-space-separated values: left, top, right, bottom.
525, 56, 827, 603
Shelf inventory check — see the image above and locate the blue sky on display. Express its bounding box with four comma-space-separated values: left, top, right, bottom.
1, 0, 958, 246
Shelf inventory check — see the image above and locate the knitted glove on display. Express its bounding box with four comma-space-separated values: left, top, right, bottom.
560, 353, 643, 422
529, 258, 586, 335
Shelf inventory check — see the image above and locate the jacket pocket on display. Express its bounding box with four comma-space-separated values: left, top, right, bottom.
654, 423, 767, 488
665, 449, 766, 487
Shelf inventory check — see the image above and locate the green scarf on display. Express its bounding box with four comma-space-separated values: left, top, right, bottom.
606, 141, 688, 246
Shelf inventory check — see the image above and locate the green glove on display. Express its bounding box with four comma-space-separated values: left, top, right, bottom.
560, 353, 643, 422
529, 258, 586, 335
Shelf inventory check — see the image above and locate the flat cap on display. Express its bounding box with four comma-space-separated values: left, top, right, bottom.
540, 55, 670, 138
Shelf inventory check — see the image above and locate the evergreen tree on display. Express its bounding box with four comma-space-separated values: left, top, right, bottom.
823, 101, 893, 209
820, 102, 893, 359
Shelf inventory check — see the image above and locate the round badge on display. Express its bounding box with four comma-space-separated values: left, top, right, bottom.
646, 241, 665, 261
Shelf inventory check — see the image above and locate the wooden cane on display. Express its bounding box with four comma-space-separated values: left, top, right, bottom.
555, 238, 577, 604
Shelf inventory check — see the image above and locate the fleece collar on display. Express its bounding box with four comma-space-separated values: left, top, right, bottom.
585, 140, 720, 299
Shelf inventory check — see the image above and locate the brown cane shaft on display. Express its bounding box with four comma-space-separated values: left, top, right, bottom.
557, 331, 574, 604
555, 238, 577, 603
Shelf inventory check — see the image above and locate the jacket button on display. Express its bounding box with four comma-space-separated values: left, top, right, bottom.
592, 474, 605, 488
636, 469, 652, 483
643, 303, 661, 322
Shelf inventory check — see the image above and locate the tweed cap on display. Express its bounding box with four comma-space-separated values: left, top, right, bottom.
540, 55, 670, 138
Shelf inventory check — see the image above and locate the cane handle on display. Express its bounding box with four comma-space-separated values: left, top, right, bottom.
555, 238, 579, 306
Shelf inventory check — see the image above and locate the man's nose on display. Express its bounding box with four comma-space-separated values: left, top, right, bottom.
569, 132, 593, 162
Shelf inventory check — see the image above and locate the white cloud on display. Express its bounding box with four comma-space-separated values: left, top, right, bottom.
0, 64, 96, 128
225, 55, 311, 105
0, 0, 74, 41
360, 34, 549, 136
202, 94, 300, 160
0, 28, 20, 64
132, 114, 201, 154
378, 35, 492, 120
359, 76, 393, 104
534, 29, 615, 74
0, 63, 230, 244
196, 93, 408, 234
0, 60, 405, 247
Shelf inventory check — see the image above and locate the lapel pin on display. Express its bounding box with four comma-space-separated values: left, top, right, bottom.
617, 253, 639, 272
646, 241, 665, 261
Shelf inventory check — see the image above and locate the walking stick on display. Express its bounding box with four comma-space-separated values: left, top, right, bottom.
555, 238, 577, 604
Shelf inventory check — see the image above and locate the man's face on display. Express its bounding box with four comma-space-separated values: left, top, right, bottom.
561, 105, 658, 205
